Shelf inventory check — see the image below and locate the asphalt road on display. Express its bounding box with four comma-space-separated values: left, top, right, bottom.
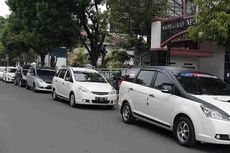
0, 81, 230, 153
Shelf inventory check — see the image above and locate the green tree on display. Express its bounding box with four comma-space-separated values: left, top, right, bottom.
6, 0, 78, 66
70, 0, 110, 67
108, 0, 167, 65
105, 49, 132, 68
68, 48, 89, 67
189, 0, 230, 47
0, 17, 7, 57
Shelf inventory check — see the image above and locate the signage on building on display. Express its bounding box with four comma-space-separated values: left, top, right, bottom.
162, 17, 197, 31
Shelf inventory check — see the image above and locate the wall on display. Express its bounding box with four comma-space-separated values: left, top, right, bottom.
170, 56, 198, 69
199, 44, 225, 79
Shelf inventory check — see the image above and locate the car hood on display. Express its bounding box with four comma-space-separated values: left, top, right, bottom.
193, 95, 230, 114
78, 82, 112, 92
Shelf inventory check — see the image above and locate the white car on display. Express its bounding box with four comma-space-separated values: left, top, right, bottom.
26, 67, 56, 92
119, 66, 230, 147
0, 67, 6, 80
52, 67, 117, 109
2, 67, 17, 83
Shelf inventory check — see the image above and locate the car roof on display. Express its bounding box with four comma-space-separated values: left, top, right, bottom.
68, 67, 98, 73
135, 66, 213, 75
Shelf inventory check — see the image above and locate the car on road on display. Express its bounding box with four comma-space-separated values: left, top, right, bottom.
26, 67, 56, 92
14, 66, 29, 87
119, 66, 230, 147
52, 67, 117, 108
2, 67, 17, 83
0, 67, 6, 80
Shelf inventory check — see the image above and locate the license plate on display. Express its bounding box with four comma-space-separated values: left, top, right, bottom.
95, 97, 108, 101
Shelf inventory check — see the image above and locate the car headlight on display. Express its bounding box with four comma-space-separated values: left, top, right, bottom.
201, 105, 230, 121
79, 86, 91, 94
110, 88, 117, 94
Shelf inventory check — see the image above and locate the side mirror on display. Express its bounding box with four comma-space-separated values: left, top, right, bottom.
160, 84, 174, 94
65, 77, 73, 82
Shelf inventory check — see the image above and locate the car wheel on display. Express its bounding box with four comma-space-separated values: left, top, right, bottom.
5, 77, 8, 83
52, 89, 58, 101
121, 102, 134, 124
69, 92, 76, 108
32, 83, 37, 92
174, 116, 196, 147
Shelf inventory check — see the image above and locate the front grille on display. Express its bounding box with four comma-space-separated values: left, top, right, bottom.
45, 86, 52, 89
92, 92, 109, 95
92, 100, 110, 104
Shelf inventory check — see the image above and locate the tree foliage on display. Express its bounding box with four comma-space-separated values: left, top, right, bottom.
0, 17, 7, 57
105, 49, 132, 68
108, 0, 167, 64
5, 0, 78, 66
68, 48, 89, 67
70, 0, 109, 67
189, 0, 230, 47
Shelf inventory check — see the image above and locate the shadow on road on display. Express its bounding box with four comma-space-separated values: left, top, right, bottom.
131, 120, 230, 153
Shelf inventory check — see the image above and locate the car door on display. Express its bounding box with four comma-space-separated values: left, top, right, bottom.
27, 68, 35, 86
129, 70, 156, 117
62, 70, 74, 98
56, 69, 67, 97
147, 71, 175, 127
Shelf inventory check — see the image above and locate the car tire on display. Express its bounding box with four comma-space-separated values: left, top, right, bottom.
69, 92, 76, 108
32, 83, 37, 92
52, 89, 58, 101
173, 116, 196, 147
121, 102, 135, 124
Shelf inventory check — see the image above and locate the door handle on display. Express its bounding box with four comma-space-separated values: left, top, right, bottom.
62, 82, 65, 85
149, 94, 155, 98
55, 80, 58, 82
129, 88, 133, 91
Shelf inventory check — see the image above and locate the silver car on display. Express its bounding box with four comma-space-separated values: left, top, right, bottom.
26, 67, 56, 92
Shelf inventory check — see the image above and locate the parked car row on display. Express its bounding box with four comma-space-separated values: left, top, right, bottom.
1, 65, 230, 147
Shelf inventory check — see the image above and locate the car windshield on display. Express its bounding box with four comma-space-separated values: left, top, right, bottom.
8, 68, 17, 73
37, 69, 56, 77
74, 71, 107, 83
176, 72, 230, 95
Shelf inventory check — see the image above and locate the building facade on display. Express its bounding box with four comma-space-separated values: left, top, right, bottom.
147, 0, 228, 80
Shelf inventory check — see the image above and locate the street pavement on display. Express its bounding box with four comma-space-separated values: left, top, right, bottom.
0, 81, 230, 153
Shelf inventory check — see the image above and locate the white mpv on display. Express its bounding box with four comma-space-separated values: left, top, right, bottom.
2, 67, 17, 83
52, 67, 117, 109
119, 67, 230, 147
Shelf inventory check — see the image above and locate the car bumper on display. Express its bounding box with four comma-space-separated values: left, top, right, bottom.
75, 93, 117, 106
196, 118, 230, 144
36, 84, 52, 92
6, 77, 14, 82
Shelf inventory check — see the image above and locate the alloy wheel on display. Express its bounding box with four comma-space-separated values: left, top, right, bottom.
177, 121, 190, 144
